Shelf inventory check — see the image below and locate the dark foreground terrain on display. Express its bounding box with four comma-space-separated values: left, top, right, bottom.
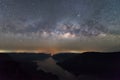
0, 53, 58, 80
0, 52, 120, 80
57, 52, 120, 80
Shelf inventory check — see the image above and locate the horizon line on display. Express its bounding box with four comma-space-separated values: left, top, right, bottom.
0, 50, 120, 55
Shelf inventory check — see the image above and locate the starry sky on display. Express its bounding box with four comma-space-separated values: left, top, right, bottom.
0, 0, 120, 53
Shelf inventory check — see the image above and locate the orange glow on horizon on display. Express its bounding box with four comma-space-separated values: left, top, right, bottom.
0, 49, 98, 55
36, 48, 97, 55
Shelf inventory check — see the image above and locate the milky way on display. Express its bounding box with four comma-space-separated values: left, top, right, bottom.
0, 0, 120, 53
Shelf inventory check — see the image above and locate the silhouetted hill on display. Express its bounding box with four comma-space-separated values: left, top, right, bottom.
57, 52, 120, 78
0, 53, 13, 61
1, 52, 120, 80
0, 53, 58, 80
52, 53, 78, 62
6, 53, 51, 61
0, 55, 58, 80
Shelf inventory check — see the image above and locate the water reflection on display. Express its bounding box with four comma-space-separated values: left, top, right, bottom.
34, 57, 77, 80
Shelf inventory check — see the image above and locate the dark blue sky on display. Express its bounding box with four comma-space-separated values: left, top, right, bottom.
0, 0, 120, 53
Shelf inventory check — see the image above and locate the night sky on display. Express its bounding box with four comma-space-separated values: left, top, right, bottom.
0, 0, 120, 53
